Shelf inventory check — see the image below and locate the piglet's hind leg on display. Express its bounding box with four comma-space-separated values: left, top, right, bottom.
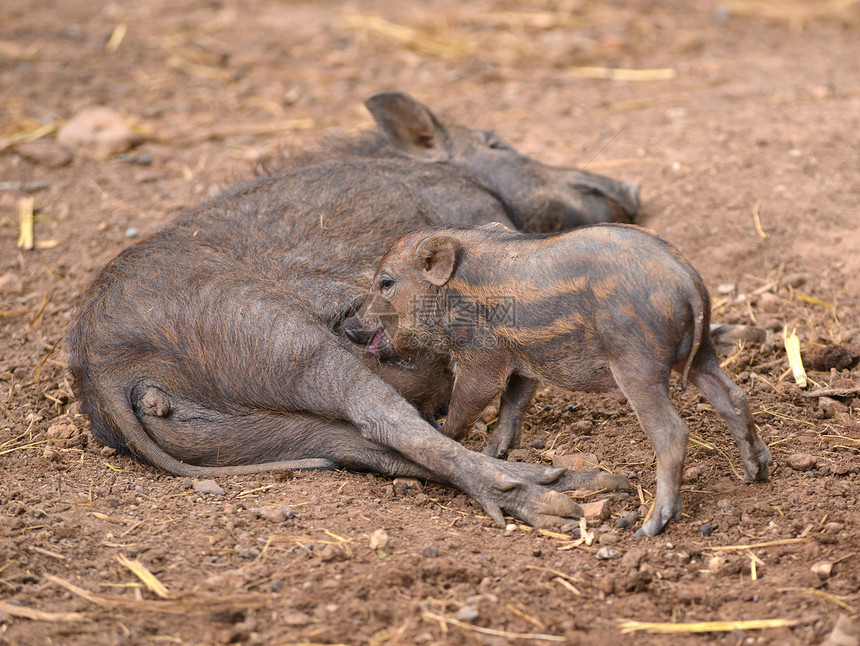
611, 363, 688, 537
688, 348, 771, 481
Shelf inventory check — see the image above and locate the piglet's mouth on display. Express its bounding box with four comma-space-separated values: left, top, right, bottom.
367, 329, 385, 356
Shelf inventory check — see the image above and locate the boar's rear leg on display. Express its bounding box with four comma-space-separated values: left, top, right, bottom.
688, 348, 771, 482
484, 374, 538, 458
611, 364, 688, 537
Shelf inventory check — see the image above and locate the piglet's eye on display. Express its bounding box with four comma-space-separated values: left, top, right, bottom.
378, 277, 396, 291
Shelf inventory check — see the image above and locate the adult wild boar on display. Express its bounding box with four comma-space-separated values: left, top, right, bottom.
68, 91, 638, 529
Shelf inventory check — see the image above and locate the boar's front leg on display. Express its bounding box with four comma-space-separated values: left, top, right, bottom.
281, 340, 584, 529
484, 374, 538, 458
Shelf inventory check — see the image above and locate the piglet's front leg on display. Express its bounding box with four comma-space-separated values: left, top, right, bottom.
441, 357, 509, 441
484, 374, 538, 458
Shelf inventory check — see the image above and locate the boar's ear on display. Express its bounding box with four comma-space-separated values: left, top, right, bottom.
365, 91, 450, 163
416, 235, 460, 286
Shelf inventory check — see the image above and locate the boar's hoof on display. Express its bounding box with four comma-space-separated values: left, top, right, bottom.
495, 473, 525, 491
139, 386, 171, 417
537, 467, 567, 485
592, 472, 631, 491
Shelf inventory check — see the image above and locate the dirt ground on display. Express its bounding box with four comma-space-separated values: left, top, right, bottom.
2, 1, 859, 644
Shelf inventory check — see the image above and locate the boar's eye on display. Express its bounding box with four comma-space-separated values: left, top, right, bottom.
377, 275, 396, 291
481, 130, 512, 151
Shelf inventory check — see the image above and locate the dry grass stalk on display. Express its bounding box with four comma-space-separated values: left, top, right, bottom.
421, 609, 565, 642
780, 587, 857, 612
0, 122, 56, 152
566, 66, 677, 81
45, 574, 270, 614
795, 292, 836, 311
516, 524, 574, 540
116, 554, 170, 599
752, 200, 768, 239
0, 39, 43, 61
619, 617, 803, 634
165, 55, 234, 81
553, 576, 582, 595
689, 434, 743, 480
29, 545, 67, 560
169, 119, 314, 144
0, 600, 85, 622
704, 537, 812, 551
105, 23, 127, 54
506, 604, 547, 630
342, 14, 472, 59
821, 435, 860, 447
525, 565, 583, 584
802, 387, 860, 398
153, 9, 236, 49
725, 0, 859, 32
467, 11, 582, 29
782, 326, 808, 387
17, 196, 34, 250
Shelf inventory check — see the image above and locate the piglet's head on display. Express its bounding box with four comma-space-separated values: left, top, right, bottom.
364, 233, 461, 358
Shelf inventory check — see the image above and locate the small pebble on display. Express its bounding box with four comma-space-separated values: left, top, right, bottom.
192, 479, 225, 496
596, 546, 622, 560
788, 453, 817, 471
544, 404, 554, 411
125, 227, 139, 238
530, 439, 545, 449
57, 106, 135, 156
563, 403, 577, 413
505, 523, 517, 533
454, 604, 479, 622
698, 523, 714, 537
0, 272, 24, 296
422, 545, 440, 558
369, 528, 389, 550
811, 561, 833, 579
615, 511, 637, 529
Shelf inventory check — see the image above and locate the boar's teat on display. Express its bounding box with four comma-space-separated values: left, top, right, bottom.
416, 235, 460, 286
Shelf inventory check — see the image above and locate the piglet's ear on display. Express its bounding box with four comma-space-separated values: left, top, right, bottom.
416, 235, 460, 286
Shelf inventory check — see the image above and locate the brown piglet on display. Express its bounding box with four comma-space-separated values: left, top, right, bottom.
348, 222, 771, 536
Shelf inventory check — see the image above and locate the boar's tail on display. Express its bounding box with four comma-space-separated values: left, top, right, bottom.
99, 382, 334, 476
678, 291, 707, 392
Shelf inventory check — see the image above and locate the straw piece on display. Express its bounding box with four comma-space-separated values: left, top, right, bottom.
116, 554, 169, 599
0, 123, 57, 152
566, 67, 677, 81
795, 292, 836, 311
619, 618, 803, 634
0, 600, 85, 622
704, 537, 811, 551
783, 326, 807, 388
105, 23, 127, 54
752, 200, 768, 239
421, 609, 565, 642
17, 196, 34, 250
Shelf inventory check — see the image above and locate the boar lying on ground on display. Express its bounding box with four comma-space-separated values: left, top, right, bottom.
69, 91, 639, 530
345, 222, 771, 535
